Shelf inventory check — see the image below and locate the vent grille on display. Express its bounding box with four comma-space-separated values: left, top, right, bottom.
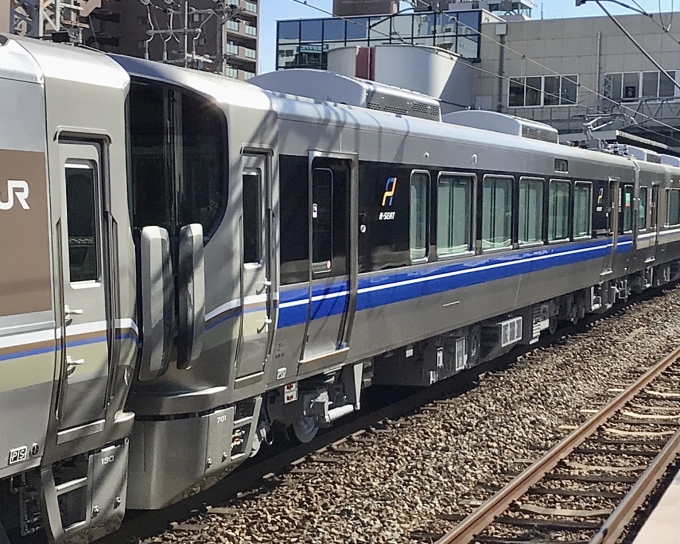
367, 102, 381, 110
412, 101, 430, 114
500, 317, 523, 347
383, 105, 409, 115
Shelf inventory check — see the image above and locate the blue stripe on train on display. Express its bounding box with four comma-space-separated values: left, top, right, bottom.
278, 237, 633, 328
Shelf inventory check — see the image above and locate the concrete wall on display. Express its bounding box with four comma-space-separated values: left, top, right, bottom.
477, 11, 680, 135
0, 0, 9, 34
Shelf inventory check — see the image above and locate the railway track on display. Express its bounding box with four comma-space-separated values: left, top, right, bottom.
415, 346, 680, 544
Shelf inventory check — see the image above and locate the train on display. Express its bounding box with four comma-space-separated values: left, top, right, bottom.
2, 33, 680, 543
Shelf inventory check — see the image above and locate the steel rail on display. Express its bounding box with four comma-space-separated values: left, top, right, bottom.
590, 425, 680, 544
435, 345, 680, 544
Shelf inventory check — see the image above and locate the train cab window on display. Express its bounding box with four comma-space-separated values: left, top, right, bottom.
437, 173, 473, 257
128, 82, 227, 238
312, 168, 333, 272
243, 171, 262, 265
548, 180, 570, 242
639, 187, 648, 231
482, 175, 513, 250
518, 177, 544, 245
666, 189, 680, 226
573, 182, 592, 239
621, 185, 634, 233
410, 171, 429, 262
65, 164, 100, 283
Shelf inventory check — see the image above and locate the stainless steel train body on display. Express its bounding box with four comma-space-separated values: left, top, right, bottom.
2, 36, 680, 544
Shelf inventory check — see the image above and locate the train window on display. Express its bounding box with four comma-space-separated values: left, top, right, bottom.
548, 180, 570, 242
651, 185, 659, 228
482, 175, 513, 250
621, 185, 634, 233
410, 171, 429, 262
65, 164, 100, 283
573, 182, 592, 239
666, 189, 680, 226
518, 177, 544, 245
242, 171, 262, 265
129, 82, 227, 238
312, 168, 333, 272
437, 174, 472, 257
639, 187, 648, 231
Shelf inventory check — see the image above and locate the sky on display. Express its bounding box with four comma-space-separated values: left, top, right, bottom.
257, 0, 677, 73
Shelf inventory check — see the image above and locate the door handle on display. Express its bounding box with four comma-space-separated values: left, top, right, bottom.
66, 355, 85, 377
258, 317, 273, 334
65, 306, 83, 317
262, 279, 272, 287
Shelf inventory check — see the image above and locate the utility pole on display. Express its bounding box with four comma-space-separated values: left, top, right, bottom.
10, 0, 99, 41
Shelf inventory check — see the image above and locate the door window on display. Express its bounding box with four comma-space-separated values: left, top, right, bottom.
242, 171, 262, 265
651, 185, 659, 228
65, 163, 100, 283
666, 189, 680, 226
312, 168, 333, 272
639, 186, 648, 231
621, 185, 634, 233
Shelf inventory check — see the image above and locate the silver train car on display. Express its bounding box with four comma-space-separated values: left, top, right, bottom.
2, 35, 680, 543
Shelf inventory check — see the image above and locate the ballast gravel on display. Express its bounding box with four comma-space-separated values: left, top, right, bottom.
146, 286, 680, 544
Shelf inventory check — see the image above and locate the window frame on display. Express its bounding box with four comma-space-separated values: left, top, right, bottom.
620, 184, 635, 234
638, 186, 648, 232
573, 181, 593, 240
409, 169, 431, 264
481, 174, 514, 252
508, 75, 579, 108
435, 171, 476, 259
517, 176, 545, 248
547, 178, 571, 243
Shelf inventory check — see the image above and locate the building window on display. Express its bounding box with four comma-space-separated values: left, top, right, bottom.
437, 173, 473, 257
245, 24, 257, 36
225, 66, 239, 79
482, 175, 513, 250
604, 71, 677, 101
245, 47, 257, 59
245, 1, 257, 13
196, 37, 206, 46
137, 40, 146, 50
509, 75, 578, 107
243, 71, 255, 80
226, 19, 239, 31
192, 13, 206, 23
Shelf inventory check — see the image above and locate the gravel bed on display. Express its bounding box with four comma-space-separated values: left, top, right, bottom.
142, 287, 680, 544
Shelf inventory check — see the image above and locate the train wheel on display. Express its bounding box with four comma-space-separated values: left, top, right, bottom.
292, 415, 319, 443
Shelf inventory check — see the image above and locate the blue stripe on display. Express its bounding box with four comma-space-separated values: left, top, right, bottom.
278, 237, 632, 329
0, 345, 56, 362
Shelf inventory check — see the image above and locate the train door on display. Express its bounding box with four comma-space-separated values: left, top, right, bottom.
236, 153, 277, 380
647, 183, 660, 262
299, 154, 357, 368
55, 142, 112, 431
602, 178, 619, 274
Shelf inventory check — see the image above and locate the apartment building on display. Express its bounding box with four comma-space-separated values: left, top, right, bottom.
93, 0, 258, 80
